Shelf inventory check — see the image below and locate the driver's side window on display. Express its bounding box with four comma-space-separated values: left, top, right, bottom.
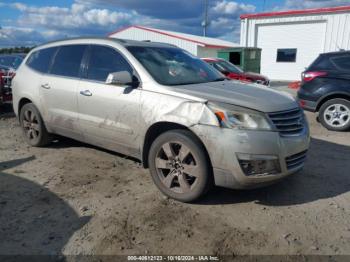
86, 45, 133, 82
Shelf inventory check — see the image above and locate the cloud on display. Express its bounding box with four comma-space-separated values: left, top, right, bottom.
212, 0, 256, 15
1, 0, 256, 47
75, 0, 204, 19
75, 0, 249, 42
0, 26, 46, 47
278, 0, 350, 10
12, 3, 132, 30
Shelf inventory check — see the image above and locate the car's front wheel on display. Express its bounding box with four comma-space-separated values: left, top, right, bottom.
319, 98, 350, 131
148, 130, 212, 202
19, 103, 51, 146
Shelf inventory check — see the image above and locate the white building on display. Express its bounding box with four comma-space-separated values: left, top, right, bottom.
240, 5, 350, 81
108, 25, 238, 58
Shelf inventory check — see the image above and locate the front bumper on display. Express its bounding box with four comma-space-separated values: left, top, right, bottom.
192, 124, 310, 189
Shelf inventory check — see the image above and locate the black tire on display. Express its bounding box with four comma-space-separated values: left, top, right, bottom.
19, 103, 51, 146
319, 98, 350, 131
148, 129, 213, 202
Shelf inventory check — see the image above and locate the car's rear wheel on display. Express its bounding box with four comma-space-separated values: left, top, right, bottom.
148, 130, 212, 202
19, 103, 51, 146
319, 98, 350, 131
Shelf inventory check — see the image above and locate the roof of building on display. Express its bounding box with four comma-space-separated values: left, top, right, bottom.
240, 5, 350, 19
108, 25, 238, 49
32, 37, 178, 52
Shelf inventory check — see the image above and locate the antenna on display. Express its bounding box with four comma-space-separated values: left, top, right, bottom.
202, 0, 209, 36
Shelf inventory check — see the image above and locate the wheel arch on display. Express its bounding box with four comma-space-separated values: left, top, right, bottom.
18, 97, 33, 114
316, 93, 350, 111
141, 121, 212, 169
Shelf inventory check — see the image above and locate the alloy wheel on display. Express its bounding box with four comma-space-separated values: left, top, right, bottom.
324, 104, 350, 128
22, 109, 40, 141
155, 141, 200, 194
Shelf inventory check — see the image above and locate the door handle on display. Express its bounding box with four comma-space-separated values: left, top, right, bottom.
41, 83, 51, 89
80, 90, 92, 96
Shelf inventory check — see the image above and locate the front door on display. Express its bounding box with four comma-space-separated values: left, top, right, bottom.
77, 45, 141, 157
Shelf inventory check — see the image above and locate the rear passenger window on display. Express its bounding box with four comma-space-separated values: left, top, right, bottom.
331, 55, 350, 71
86, 45, 133, 82
26, 47, 58, 73
50, 45, 87, 78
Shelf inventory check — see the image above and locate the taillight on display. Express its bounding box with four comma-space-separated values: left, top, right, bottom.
302, 71, 327, 82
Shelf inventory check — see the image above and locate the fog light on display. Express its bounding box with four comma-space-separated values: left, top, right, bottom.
236, 153, 281, 176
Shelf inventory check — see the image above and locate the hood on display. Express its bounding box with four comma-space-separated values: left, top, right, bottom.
243, 72, 268, 80
171, 80, 298, 113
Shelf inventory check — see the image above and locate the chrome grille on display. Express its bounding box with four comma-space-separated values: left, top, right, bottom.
285, 150, 307, 170
268, 108, 304, 136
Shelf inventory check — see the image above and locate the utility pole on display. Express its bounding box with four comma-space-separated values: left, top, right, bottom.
202, 0, 209, 36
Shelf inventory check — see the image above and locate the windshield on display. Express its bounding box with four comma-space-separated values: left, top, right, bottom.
213, 60, 243, 74
127, 46, 225, 86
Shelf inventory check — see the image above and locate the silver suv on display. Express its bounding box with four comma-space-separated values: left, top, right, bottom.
12, 38, 310, 202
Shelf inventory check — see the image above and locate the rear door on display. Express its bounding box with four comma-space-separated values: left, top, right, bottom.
39, 44, 87, 140
77, 45, 141, 156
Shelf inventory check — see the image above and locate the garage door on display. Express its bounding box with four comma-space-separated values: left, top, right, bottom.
257, 22, 326, 81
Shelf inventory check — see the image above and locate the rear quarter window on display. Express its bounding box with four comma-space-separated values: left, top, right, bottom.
26, 47, 58, 73
308, 55, 335, 71
330, 55, 350, 71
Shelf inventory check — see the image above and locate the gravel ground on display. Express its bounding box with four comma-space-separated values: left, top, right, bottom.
0, 98, 350, 257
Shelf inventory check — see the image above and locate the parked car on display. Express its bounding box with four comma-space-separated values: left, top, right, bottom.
12, 38, 309, 202
0, 54, 25, 70
298, 51, 350, 131
202, 57, 270, 86
0, 65, 14, 105
0, 54, 25, 105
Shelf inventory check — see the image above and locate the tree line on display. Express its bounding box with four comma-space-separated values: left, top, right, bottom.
0, 46, 34, 54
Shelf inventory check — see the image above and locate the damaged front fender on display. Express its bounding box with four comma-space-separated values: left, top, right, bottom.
141, 93, 220, 128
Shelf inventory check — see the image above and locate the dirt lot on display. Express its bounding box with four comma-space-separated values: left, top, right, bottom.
0, 101, 350, 257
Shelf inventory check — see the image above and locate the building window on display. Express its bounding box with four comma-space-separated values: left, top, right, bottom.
276, 49, 297, 62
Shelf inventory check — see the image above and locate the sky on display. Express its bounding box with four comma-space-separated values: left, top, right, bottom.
0, 0, 349, 47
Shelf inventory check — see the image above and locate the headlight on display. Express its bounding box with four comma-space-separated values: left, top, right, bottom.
208, 102, 272, 130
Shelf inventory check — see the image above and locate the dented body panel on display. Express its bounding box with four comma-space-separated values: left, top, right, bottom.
191, 124, 310, 188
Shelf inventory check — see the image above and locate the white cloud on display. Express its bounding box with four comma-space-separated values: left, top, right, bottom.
11, 3, 132, 29
213, 0, 255, 15
0, 26, 45, 46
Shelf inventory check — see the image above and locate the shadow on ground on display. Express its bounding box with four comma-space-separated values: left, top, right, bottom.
0, 156, 90, 255
200, 137, 350, 206
0, 103, 15, 118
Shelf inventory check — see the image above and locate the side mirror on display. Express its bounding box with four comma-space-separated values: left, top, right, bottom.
106, 71, 138, 87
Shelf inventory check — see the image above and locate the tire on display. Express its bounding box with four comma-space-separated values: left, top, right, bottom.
19, 103, 51, 146
148, 129, 213, 202
319, 98, 350, 131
